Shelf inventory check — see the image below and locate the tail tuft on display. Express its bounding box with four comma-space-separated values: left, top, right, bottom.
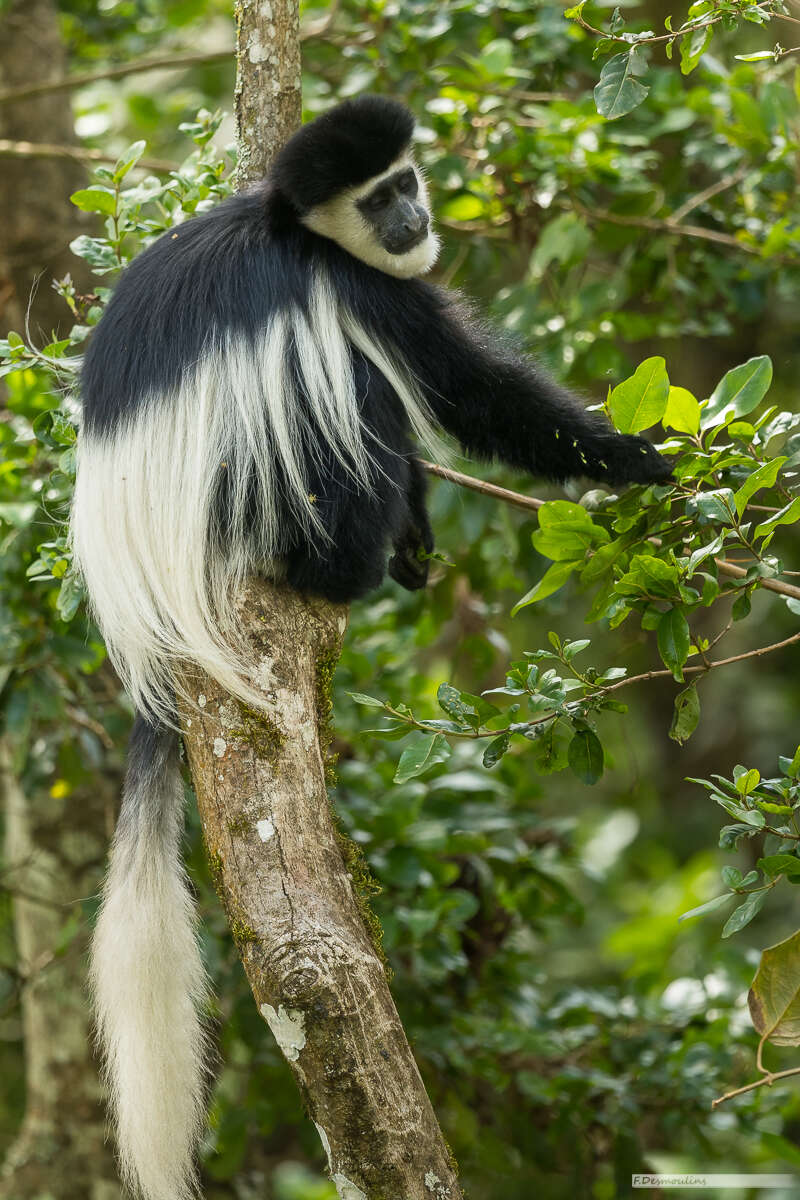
91, 715, 210, 1200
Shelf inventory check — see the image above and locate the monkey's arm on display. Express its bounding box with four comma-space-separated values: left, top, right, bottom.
399, 285, 672, 487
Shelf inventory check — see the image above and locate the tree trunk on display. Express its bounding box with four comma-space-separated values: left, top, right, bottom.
0, 743, 121, 1200
179, 11, 464, 1194
0, 0, 90, 340
0, 4, 121, 1195
233, 0, 302, 189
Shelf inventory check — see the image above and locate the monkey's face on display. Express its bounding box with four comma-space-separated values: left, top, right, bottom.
301, 158, 439, 279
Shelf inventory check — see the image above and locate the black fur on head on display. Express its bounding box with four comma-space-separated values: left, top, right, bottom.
269, 95, 415, 214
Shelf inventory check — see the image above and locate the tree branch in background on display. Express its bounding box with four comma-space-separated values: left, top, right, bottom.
0, 6, 339, 107
0, 138, 175, 173
568, 200, 800, 265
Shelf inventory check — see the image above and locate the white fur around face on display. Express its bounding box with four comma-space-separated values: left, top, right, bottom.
301, 157, 440, 279
70, 269, 449, 724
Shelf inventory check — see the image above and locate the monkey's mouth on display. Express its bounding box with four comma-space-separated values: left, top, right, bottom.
384, 230, 429, 255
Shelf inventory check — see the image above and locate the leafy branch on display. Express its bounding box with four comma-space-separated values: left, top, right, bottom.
565, 0, 796, 119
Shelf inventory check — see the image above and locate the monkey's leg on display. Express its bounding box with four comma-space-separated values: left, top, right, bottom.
285, 504, 390, 604
388, 457, 434, 592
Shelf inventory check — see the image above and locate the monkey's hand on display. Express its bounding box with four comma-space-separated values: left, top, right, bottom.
590, 433, 674, 487
388, 525, 433, 592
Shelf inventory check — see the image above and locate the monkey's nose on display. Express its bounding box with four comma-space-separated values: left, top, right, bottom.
402, 212, 429, 236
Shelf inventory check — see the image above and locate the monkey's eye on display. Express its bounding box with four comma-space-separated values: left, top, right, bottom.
364, 188, 390, 212
398, 170, 418, 195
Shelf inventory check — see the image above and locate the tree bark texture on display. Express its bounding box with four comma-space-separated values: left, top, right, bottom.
178, 583, 462, 1200
233, 0, 302, 188
0, 743, 122, 1200
0, 0, 90, 339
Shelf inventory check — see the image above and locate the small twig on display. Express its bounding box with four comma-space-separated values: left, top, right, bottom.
600, 629, 800, 694
0, 8, 337, 107
712, 1064, 800, 1107
66, 705, 115, 750
569, 199, 800, 265
0, 50, 233, 105
0, 138, 175, 173
712, 556, 800, 601
669, 166, 749, 224
421, 460, 544, 513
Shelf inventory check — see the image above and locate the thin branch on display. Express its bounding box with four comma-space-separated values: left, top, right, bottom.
669, 166, 749, 224
712, 1064, 800, 1107
712, 555, 800, 601
573, 8, 723, 46
0, 50, 233, 106
601, 629, 800, 694
421, 461, 800, 602
569, 199, 800, 265
0, 4, 339, 107
0, 138, 175, 173
421, 460, 544, 513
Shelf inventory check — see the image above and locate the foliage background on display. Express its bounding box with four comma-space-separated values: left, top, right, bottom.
1, 1, 800, 1197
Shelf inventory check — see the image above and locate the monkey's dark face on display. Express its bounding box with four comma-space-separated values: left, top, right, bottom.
300, 157, 439, 279
356, 167, 430, 256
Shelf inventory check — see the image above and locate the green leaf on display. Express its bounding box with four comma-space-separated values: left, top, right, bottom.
722, 889, 767, 937
113, 139, 147, 181
686, 533, 723, 577
758, 855, 800, 880
733, 457, 786, 517
735, 767, 760, 796
779, 747, 800, 779
32, 410, 76, 448
735, 50, 775, 61
483, 733, 510, 768
732, 589, 751, 621
754, 497, 800, 540
69, 235, 119, 274
439, 193, 486, 221
394, 733, 451, 783
669, 682, 699, 744
529, 213, 591, 277
680, 24, 712, 75
703, 356, 773, 426
748, 931, 800, 1045
437, 683, 480, 727
512, 560, 578, 613
663, 386, 700, 435
608, 357, 669, 433
594, 50, 650, 120
678, 893, 734, 922
689, 488, 736, 526
657, 608, 690, 681
480, 38, 513, 77
70, 187, 117, 216
616, 553, 679, 599
348, 692, 388, 709
532, 500, 609, 561
56, 571, 84, 622
567, 727, 604, 785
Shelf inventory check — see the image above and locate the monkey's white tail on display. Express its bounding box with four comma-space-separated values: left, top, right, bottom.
91, 716, 210, 1200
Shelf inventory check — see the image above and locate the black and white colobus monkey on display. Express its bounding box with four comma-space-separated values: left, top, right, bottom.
71, 95, 671, 1200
